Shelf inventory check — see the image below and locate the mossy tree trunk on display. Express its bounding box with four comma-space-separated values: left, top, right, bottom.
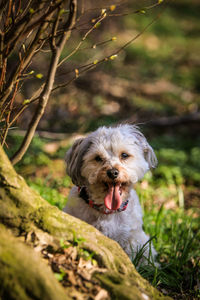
0, 145, 170, 300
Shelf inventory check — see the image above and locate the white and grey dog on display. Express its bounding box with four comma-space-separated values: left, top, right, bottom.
63, 124, 157, 263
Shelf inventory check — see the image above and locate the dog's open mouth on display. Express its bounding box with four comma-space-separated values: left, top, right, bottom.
103, 182, 125, 210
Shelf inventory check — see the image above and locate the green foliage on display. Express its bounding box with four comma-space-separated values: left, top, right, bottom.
133, 134, 200, 297
27, 177, 70, 209
59, 236, 97, 264
60, 238, 70, 250
155, 147, 200, 185
131, 95, 172, 114
131, 236, 157, 268
6, 135, 51, 170
135, 207, 200, 298
54, 269, 66, 282
72, 231, 86, 247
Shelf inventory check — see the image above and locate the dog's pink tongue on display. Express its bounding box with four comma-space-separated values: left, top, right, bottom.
104, 184, 122, 210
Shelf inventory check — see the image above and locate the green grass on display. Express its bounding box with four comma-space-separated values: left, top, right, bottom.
133, 135, 200, 298
133, 205, 199, 298
27, 177, 69, 210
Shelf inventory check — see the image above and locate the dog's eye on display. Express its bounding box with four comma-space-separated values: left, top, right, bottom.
95, 155, 103, 162
121, 153, 129, 160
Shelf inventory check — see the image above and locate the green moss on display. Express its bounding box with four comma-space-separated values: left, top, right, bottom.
0, 225, 68, 300
96, 272, 170, 300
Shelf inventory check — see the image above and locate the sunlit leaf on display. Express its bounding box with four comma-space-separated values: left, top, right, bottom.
29, 8, 35, 14
36, 73, 43, 79
23, 99, 30, 105
109, 54, 117, 60
110, 5, 116, 11
54, 273, 64, 281
75, 69, 79, 78
94, 22, 101, 28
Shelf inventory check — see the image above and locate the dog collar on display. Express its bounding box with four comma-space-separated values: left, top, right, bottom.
78, 186, 129, 215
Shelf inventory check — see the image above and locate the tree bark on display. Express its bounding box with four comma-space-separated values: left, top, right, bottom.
0, 145, 171, 300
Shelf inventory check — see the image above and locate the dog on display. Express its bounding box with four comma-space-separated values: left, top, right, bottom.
63, 124, 158, 264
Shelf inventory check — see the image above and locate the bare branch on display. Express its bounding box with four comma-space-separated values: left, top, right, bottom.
50, 8, 61, 51
11, 0, 77, 165
0, 3, 55, 110
53, 14, 160, 92
8, 84, 45, 128
1, 78, 20, 146
109, 1, 164, 17
58, 12, 107, 67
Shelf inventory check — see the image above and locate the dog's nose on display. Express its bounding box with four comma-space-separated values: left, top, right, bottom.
107, 168, 119, 179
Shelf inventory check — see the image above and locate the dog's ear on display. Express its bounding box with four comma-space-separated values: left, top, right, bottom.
130, 125, 157, 169
65, 137, 92, 186
143, 143, 157, 169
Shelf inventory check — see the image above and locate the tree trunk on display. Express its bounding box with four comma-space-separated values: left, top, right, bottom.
0, 145, 171, 300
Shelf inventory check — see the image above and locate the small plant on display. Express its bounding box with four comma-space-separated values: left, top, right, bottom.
59, 238, 71, 249
54, 268, 66, 282
72, 231, 86, 247
28, 179, 67, 210
131, 236, 157, 268
134, 207, 200, 298
59, 233, 86, 250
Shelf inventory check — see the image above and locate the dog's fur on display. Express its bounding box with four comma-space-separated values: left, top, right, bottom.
63, 124, 157, 262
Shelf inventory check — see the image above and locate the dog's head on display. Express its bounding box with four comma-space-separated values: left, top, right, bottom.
66, 124, 157, 209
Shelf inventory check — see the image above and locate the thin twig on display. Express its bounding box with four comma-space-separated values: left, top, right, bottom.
58, 12, 107, 67
109, 1, 164, 17
50, 7, 61, 51
1, 78, 20, 146
9, 84, 45, 128
0, 8, 52, 109
53, 14, 160, 92
13, 7, 161, 119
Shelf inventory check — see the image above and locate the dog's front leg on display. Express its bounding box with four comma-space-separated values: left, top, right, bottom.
123, 228, 157, 265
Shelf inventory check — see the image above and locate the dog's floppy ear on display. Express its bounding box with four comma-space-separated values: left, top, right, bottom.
130, 125, 157, 169
65, 137, 92, 186
143, 143, 157, 169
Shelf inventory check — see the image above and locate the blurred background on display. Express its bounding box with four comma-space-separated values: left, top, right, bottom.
7, 0, 200, 205
9, 0, 200, 133
5, 1, 200, 297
